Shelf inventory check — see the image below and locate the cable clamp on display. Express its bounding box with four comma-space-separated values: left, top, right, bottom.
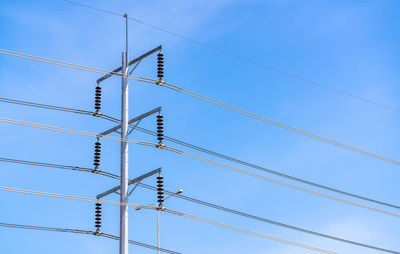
156, 143, 165, 149
156, 206, 166, 211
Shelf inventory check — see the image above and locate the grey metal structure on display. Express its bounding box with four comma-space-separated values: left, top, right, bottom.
90, 14, 163, 254
120, 14, 130, 254
97, 168, 161, 199
98, 106, 161, 137
96, 45, 162, 84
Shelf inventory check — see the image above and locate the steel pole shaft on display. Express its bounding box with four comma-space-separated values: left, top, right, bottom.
120, 51, 129, 254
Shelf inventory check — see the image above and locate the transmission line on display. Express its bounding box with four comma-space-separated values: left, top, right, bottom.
0, 116, 399, 217
1, 96, 399, 211
135, 126, 400, 210
0, 156, 396, 253
162, 208, 337, 254
0, 49, 155, 85
0, 222, 180, 254
62, 0, 400, 113
0, 157, 119, 179
155, 80, 400, 166
0, 186, 334, 254
140, 183, 399, 254
2, 48, 400, 168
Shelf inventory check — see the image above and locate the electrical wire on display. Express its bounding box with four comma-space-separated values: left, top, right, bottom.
160, 145, 400, 218
0, 157, 397, 252
0, 116, 399, 218
139, 183, 399, 254
0, 116, 157, 148
1, 96, 399, 211
62, 0, 400, 113
0, 185, 154, 208
157, 80, 400, 167
161, 208, 337, 254
0, 97, 94, 116
0, 222, 180, 254
0, 185, 335, 253
0, 49, 156, 85
100, 233, 180, 254
0, 157, 119, 179
135, 126, 400, 210
2, 48, 400, 168
0, 153, 398, 253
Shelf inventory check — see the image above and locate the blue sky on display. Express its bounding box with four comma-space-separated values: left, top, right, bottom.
1, 0, 400, 253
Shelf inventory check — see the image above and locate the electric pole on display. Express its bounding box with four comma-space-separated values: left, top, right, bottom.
120, 13, 129, 254
94, 15, 164, 254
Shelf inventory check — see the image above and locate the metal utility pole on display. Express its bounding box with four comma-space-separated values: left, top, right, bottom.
120, 13, 129, 254
95, 14, 162, 254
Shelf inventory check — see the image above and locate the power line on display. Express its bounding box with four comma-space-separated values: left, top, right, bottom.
0, 186, 334, 254
157, 80, 400, 166
160, 145, 400, 218
0, 97, 94, 116
0, 116, 157, 148
62, 0, 400, 113
0, 156, 396, 253
2, 48, 400, 169
1, 96, 399, 211
0, 49, 155, 85
135, 126, 400, 210
100, 233, 181, 254
162, 208, 337, 254
1, 116, 399, 217
0, 222, 180, 254
0, 185, 149, 208
0, 157, 119, 179
140, 183, 399, 254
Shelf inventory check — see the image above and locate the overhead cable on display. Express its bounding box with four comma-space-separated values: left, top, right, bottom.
62, 0, 400, 113
1, 96, 399, 210
0, 157, 119, 179
0, 49, 155, 85
162, 208, 337, 254
1, 48, 399, 168
0, 222, 180, 254
0, 116, 398, 217
0, 186, 333, 254
0, 157, 396, 252
140, 183, 399, 254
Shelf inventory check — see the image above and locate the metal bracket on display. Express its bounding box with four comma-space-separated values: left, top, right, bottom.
98, 106, 161, 137
96, 167, 161, 199
96, 45, 162, 84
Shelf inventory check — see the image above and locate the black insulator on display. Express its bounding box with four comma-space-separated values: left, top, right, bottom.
94, 86, 102, 112
157, 175, 164, 207
157, 53, 164, 80
93, 141, 101, 169
156, 115, 164, 143
95, 203, 102, 231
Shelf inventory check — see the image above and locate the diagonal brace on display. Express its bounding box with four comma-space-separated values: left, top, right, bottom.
98, 106, 161, 137
96, 168, 161, 199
